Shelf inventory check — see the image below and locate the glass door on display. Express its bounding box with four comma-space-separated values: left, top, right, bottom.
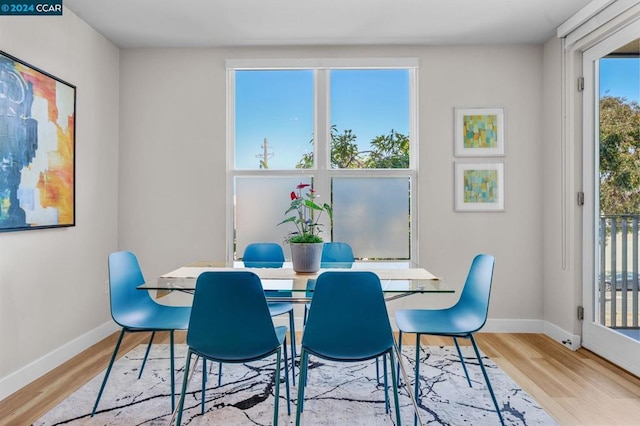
582, 21, 640, 376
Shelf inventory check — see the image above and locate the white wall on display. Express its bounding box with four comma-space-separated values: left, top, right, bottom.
118, 45, 546, 327
0, 10, 120, 399
117, 49, 227, 278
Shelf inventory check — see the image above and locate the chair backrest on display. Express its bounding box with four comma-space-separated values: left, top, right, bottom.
242, 242, 285, 268
303, 271, 394, 361
242, 242, 287, 298
187, 271, 281, 361
320, 242, 354, 268
453, 254, 496, 333
108, 251, 158, 327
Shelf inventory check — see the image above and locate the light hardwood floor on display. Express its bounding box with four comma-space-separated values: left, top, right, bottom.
1, 332, 639, 425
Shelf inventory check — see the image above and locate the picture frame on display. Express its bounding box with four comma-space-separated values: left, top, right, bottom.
455, 161, 504, 211
454, 107, 504, 156
0, 51, 76, 232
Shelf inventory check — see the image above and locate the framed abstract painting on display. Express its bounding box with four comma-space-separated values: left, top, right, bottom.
455, 161, 504, 211
454, 107, 504, 156
0, 51, 76, 232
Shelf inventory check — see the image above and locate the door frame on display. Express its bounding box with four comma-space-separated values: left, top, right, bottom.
581, 20, 640, 376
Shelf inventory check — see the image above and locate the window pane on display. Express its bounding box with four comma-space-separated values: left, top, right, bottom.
235, 70, 314, 170
330, 69, 410, 169
235, 176, 312, 259
332, 177, 410, 259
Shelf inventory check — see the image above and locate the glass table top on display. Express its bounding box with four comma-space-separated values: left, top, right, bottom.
140, 260, 452, 295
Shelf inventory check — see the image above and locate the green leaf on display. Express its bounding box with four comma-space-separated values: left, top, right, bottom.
277, 216, 297, 226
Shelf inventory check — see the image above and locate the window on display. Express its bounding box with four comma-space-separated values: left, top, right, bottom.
227, 59, 418, 260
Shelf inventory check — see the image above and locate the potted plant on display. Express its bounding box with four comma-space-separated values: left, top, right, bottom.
278, 183, 332, 273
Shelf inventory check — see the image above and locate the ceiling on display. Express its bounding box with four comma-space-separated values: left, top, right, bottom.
64, 0, 596, 48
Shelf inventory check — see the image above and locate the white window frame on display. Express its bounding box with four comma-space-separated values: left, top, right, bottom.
226, 58, 420, 261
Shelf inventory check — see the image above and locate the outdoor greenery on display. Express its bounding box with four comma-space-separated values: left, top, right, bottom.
599, 95, 640, 215
296, 125, 410, 169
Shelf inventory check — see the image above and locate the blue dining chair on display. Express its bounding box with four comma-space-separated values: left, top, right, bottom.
303, 241, 355, 325
205, 242, 297, 386
395, 254, 504, 426
303, 242, 385, 384
242, 242, 297, 376
92, 251, 191, 416
175, 271, 291, 425
296, 271, 401, 425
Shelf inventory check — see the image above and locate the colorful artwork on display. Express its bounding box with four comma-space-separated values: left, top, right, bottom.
454, 108, 504, 156
463, 169, 498, 202
463, 114, 498, 149
455, 162, 504, 211
0, 51, 75, 232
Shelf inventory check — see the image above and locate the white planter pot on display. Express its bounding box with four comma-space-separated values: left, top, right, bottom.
290, 242, 323, 273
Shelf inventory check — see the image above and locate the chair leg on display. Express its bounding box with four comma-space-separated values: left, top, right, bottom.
137, 331, 155, 379
283, 335, 291, 415
453, 336, 472, 387
274, 348, 282, 425
295, 349, 309, 425
413, 334, 421, 426
201, 358, 207, 414
169, 331, 176, 412
388, 349, 402, 426
176, 349, 194, 426
288, 310, 297, 380
396, 330, 403, 386
92, 328, 126, 417
375, 357, 381, 385
383, 353, 390, 413
218, 362, 223, 386
469, 334, 505, 426
303, 304, 308, 326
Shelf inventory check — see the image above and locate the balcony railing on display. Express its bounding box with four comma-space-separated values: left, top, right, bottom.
598, 215, 640, 329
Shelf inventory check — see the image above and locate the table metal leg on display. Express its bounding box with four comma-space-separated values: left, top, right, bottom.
168, 354, 200, 425
393, 337, 423, 426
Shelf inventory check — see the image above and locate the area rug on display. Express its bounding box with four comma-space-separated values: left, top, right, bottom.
35, 344, 556, 425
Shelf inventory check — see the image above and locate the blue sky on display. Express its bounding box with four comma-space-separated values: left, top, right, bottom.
234, 69, 409, 169
600, 57, 640, 102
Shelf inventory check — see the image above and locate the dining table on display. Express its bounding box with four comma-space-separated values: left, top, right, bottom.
140, 259, 452, 302
142, 259, 451, 426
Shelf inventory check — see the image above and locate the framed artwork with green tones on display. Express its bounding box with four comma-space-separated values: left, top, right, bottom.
454, 161, 504, 211
454, 107, 504, 156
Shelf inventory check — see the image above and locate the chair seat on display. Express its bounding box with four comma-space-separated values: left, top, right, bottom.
119, 305, 191, 331
395, 308, 485, 336
305, 344, 390, 362
274, 325, 287, 345
268, 302, 294, 317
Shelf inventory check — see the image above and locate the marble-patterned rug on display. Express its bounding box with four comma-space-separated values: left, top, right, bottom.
36, 344, 556, 425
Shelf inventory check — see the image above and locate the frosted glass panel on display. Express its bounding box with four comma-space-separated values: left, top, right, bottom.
332, 177, 410, 259
235, 177, 311, 259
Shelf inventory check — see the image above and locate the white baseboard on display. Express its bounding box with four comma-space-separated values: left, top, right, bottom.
543, 321, 582, 351
481, 318, 544, 333
483, 319, 581, 351
0, 321, 118, 401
